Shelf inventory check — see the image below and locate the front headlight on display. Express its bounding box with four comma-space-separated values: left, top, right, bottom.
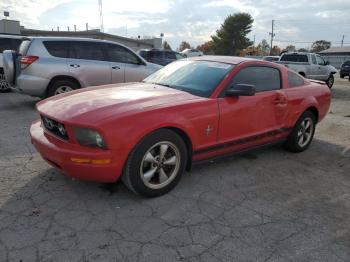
73, 127, 107, 149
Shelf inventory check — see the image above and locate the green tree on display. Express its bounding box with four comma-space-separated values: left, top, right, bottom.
178, 41, 191, 52
211, 13, 253, 55
270, 45, 281, 56
162, 41, 172, 50
197, 41, 215, 54
298, 48, 308, 52
311, 40, 331, 53
285, 45, 296, 52
256, 39, 270, 55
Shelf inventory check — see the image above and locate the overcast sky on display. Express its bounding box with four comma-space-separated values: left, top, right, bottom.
1, 0, 350, 49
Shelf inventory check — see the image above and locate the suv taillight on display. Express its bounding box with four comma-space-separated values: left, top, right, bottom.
20, 56, 39, 69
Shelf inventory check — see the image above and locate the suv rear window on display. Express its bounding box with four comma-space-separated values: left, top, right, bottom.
43, 41, 69, 58
0, 38, 22, 53
280, 54, 308, 63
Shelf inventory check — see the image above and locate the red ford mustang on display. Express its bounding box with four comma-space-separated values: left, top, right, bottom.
30, 56, 331, 197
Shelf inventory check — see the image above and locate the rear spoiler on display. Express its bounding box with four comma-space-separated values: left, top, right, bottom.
309, 79, 326, 85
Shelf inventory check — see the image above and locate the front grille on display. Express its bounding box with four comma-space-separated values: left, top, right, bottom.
41, 115, 68, 140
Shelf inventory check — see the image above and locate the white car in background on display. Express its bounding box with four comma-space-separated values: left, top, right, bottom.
0, 34, 23, 92
181, 48, 203, 58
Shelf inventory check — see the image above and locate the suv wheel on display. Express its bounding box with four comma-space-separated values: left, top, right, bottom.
326, 74, 334, 88
47, 79, 79, 97
122, 129, 187, 197
284, 111, 316, 153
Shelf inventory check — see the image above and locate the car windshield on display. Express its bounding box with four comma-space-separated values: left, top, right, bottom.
143, 60, 234, 97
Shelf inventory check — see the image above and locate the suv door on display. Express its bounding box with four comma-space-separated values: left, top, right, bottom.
310, 54, 322, 80
218, 65, 289, 149
67, 41, 111, 87
104, 43, 125, 83
121, 47, 149, 82
315, 55, 328, 81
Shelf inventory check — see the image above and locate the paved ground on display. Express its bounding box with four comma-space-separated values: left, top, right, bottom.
0, 77, 349, 262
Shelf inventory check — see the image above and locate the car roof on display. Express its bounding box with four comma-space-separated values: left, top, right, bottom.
23, 36, 124, 44
188, 55, 259, 65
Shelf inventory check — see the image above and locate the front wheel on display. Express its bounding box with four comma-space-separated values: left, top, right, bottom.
284, 111, 316, 153
326, 74, 334, 88
47, 79, 79, 97
122, 129, 187, 197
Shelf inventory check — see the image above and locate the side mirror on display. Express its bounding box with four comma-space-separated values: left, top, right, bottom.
226, 84, 256, 97
325, 60, 329, 65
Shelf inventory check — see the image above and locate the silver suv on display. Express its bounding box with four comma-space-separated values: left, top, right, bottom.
3, 37, 162, 97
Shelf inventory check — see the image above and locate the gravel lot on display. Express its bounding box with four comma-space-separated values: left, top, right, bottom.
0, 77, 349, 262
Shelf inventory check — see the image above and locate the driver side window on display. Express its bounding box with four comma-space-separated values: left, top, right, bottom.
106, 44, 140, 64
316, 55, 325, 65
229, 66, 281, 92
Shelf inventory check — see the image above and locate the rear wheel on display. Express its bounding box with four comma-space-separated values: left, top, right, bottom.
47, 79, 79, 97
340, 74, 344, 79
326, 74, 334, 88
122, 129, 187, 197
285, 111, 316, 152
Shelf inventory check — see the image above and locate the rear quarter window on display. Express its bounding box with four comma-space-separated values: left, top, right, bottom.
19, 39, 31, 55
288, 71, 305, 87
43, 41, 69, 58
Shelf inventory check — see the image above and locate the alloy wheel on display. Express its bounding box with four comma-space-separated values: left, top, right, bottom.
140, 141, 181, 189
297, 117, 314, 147
54, 85, 73, 95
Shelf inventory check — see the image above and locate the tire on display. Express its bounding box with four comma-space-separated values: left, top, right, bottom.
47, 79, 79, 97
326, 74, 334, 88
340, 74, 344, 79
122, 129, 187, 197
284, 111, 316, 153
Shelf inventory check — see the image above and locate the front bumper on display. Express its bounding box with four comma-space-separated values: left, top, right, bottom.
30, 120, 124, 183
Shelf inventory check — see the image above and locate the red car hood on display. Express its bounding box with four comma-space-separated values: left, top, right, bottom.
37, 82, 201, 124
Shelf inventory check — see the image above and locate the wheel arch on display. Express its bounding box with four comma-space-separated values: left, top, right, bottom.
304, 106, 319, 123
46, 75, 82, 96
125, 125, 194, 173
298, 72, 306, 77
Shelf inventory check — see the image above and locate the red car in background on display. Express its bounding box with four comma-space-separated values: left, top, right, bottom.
30, 56, 331, 197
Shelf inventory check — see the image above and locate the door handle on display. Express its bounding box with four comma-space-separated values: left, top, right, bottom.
69, 64, 80, 68
112, 66, 120, 70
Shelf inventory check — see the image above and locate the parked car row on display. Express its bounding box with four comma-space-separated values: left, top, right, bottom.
137, 49, 185, 66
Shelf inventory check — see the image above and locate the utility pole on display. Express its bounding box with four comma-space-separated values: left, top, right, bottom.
269, 20, 275, 55
341, 35, 345, 47
98, 0, 104, 32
